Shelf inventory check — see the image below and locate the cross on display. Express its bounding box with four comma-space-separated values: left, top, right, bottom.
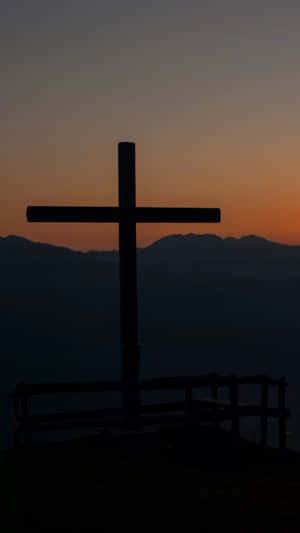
26, 142, 221, 421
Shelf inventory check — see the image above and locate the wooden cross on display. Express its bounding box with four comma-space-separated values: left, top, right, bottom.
26, 142, 221, 421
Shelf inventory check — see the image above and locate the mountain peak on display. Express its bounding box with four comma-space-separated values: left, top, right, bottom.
239, 235, 279, 246
1, 234, 34, 247
146, 233, 223, 249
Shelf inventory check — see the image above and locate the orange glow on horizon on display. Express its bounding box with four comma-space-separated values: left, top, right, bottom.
2, 135, 300, 252
3, 224, 300, 252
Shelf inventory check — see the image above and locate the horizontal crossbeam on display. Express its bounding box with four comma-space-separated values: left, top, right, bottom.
26, 206, 220, 223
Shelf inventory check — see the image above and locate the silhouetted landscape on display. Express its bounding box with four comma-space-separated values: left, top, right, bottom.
2, 233, 300, 450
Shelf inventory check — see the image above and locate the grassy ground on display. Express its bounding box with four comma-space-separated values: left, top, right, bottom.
6, 427, 300, 531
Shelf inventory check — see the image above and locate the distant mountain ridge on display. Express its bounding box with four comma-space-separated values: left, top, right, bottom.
0, 234, 85, 264
0, 233, 290, 261
147, 233, 284, 249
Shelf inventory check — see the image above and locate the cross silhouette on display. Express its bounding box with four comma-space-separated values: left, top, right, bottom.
27, 142, 221, 421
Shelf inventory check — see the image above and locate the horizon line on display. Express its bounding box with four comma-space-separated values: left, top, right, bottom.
2, 232, 300, 253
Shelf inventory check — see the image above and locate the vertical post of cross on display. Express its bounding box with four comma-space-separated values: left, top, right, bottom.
118, 142, 140, 423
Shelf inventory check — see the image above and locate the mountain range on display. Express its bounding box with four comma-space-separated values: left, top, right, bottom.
1, 233, 300, 451
0, 232, 289, 258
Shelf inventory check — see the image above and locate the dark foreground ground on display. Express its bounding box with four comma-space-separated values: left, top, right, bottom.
6, 426, 300, 531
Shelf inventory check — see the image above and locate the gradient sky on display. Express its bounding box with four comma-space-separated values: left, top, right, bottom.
2, 0, 300, 251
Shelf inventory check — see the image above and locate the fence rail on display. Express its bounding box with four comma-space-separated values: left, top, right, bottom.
12, 373, 290, 456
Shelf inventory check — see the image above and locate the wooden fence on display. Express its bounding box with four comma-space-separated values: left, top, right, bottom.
12, 373, 290, 456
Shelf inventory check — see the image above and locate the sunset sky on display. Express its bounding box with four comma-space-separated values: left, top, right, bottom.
2, 1, 300, 251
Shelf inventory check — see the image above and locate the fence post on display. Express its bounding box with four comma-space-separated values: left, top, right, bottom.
21, 390, 31, 450
12, 391, 21, 456
230, 375, 240, 470
230, 375, 239, 441
261, 380, 268, 453
212, 373, 218, 401
278, 377, 286, 454
185, 386, 193, 415
211, 373, 219, 428
183, 385, 194, 465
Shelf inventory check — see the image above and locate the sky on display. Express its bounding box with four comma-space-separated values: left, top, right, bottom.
2, 0, 300, 251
